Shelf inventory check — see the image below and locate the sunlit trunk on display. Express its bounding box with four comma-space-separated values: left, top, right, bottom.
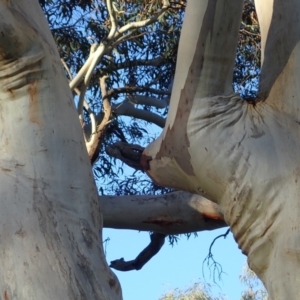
0, 1, 121, 299
143, 0, 300, 298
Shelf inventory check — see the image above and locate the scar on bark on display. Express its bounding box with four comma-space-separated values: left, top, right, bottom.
110, 232, 166, 271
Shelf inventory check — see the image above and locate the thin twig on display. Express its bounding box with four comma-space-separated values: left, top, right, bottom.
61, 58, 73, 80
202, 229, 230, 284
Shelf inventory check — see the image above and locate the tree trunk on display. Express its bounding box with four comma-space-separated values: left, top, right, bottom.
0, 1, 121, 299
142, 0, 300, 298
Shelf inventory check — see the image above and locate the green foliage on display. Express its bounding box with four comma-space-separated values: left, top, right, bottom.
38, 0, 261, 197
159, 283, 226, 300
240, 266, 268, 300
159, 265, 268, 300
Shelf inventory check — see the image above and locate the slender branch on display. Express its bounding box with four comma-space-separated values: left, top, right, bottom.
86, 76, 112, 163
61, 58, 72, 79
107, 86, 171, 98
74, 44, 99, 122
110, 233, 166, 271
83, 99, 96, 142
61, 57, 97, 139
106, 0, 117, 40
113, 102, 166, 128
112, 30, 149, 49
114, 0, 170, 39
69, 53, 94, 90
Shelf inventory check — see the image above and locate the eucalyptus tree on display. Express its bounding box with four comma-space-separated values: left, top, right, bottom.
0, 1, 185, 299
0, 0, 284, 299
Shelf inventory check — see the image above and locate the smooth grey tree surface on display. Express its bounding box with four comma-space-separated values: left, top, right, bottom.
0, 0, 297, 299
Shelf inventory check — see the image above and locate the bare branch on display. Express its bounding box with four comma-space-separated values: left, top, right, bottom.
106, 0, 117, 40
86, 76, 112, 163
111, 30, 147, 49
101, 191, 227, 235
110, 233, 166, 271
113, 102, 166, 128
203, 229, 231, 283
107, 86, 171, 98
69, 52, 94, 90
61, 58, 72, 79
115, 0, 170, 39
61, 57, 97, 138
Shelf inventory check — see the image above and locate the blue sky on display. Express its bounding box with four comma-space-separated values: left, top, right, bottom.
104, 228, 247, 299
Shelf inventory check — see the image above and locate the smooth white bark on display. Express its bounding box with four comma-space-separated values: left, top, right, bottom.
0, 1, 121, 299
113, 101, 166, 128
143, 0, 300, 298
101, 191, 227, 235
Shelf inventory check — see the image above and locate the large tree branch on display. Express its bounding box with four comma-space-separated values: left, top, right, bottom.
101, 191, 227, 235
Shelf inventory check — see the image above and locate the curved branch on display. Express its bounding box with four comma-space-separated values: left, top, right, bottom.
113, 102, 166, 128
115, 0, 170, 39
86, 76, 112, 163
110, 232, 166, 271
106, 0, 117, 40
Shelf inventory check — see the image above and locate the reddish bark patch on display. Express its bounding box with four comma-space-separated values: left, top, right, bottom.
108, 278, 116, 288
143, 218, 186, 227
153, 2, 218, 176
4, 290, 9, 300
202, 212, 225, 221
140, 153, 152, 171
28, 82, 41, 125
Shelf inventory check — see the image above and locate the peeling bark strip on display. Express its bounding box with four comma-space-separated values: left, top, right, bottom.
154, 2, 219, 176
